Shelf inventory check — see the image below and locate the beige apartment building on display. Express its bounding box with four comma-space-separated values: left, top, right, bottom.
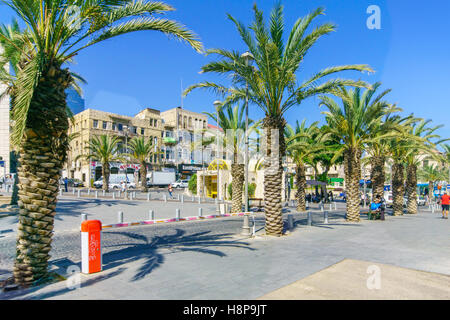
64, 108, 163, 185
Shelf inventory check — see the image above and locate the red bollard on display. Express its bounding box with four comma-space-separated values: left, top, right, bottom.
81, 220, 102, 274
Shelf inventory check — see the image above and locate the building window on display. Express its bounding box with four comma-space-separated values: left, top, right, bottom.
154, 120, 157, 127
131, 126, 137, 134
102, 121, 107, 130
93, 120, 98, 128
150, 119, 153, 126
112, 123, 117, 131
141, 128, 145, 135
118, 123, 123, 131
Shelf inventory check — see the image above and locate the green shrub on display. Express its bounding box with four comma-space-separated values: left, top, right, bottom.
188, 174, 197, 195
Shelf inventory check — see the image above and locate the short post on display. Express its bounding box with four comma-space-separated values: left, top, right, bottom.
324, 211, 329, 224
164, 194, 167, 203
118, 211, 123, 224
306, 201, 309, 209
77, 189, 81, 198
147, 192, 150, 201
81, 213, 88, 222
181, 195, 184, 204
148, 210, 154, 221
198, 207, 203, 217
133, 191, 136, 199
334, 202, 337, 210
329, 203, 332, 211
192, 196, 195, 202
307, 211, 312, 226
118, 190, 121, 198
320, 203, 324, 213
287, 213, 294, 231
102, 190, 105, 197
176, 208, 181, 221
72, 188, 76, 195
95, 190, 98, 199
177, 194, 180, 201
241, 214, 251, 236
198, 196, 201, 204
112, 192, 116, 200
59, 188, 63, 196
87, 188, 90, 196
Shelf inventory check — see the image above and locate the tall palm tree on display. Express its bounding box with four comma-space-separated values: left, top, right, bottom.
284, 120, 323, 211
185, 3, 372, 235
2, 0, 202, 286
320, 83, 393, 222
404, 119, 443, 214
126, 136, 156, 192
77, 135, 122, 192
204, 103, 259, 213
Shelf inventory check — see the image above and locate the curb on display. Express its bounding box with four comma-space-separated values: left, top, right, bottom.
101, 212, 250, 230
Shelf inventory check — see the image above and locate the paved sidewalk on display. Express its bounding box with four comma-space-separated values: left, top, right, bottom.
258, 259, 450, 299
1, 209, 449, 300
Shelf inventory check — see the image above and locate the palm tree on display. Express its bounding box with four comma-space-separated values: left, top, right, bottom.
320, 83, 393, 222
404, 119, 443, 214
2, 0, 202, 286
77, 135, 122, 192
185, 3, 372, 235
126, 136, 157, 192
284, 120, 324, 211
419, 164, 446, 201
204, 103, 259, 213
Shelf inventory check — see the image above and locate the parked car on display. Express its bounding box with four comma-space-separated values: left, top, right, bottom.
403, 195, 427, 207
94, 174, 135, 190
172, 179, 189, 189
384, 192, 393, 208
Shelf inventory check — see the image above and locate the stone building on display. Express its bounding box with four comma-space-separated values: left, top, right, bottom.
0, 48, 9, 178
64, 108, 163, 185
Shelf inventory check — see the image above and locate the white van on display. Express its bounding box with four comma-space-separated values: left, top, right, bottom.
94, 174, 136, 190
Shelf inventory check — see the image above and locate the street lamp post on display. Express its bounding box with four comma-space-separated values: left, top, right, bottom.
213, 100, 222, 213
241, 51, 254, 213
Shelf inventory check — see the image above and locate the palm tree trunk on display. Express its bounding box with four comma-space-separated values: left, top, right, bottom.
231, 163, 244, 213
13, 65, 70, 286
295, 162, 307, 211
406, 163, 418, 214
102, 163, 110, 193
140, 162, 148, 192
344, 148, 361, 222
392, 161, 404, 216
263, 116, 286, 236
370, 155, 385, 200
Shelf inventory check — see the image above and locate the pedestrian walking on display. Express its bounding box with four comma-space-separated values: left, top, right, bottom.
63, 177, 68, 193
168, 184, 174, 199
439, 191, 449, 219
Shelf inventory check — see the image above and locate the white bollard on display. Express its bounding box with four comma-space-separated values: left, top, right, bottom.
148, 210, 154, 221
306, 201, 309, 209
81, 213, 88, 222
118, 190, 121, 197
95, 190, 98, 199
198, 196, 201, 204
164, 194, 167, 203
287, 213, 294, 231
147, 193, 150, 201
307, 211, 312, 226
118, 211, 123, 224
198, 208, 203, 217
87, 188, 90, 196
334, 202, 337, 210
176, 209, 180, 221
77, 189, 81, 198
329, 203, 332, 211
112, 192, 116, 200
102, 190, 105, 197
181, 195, 184, 204
324, 211, 329, 224
59, 188, 63, 196
72, 188, 76, 195
192, 196, 195, 202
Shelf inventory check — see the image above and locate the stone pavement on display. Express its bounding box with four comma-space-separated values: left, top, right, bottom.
1, 208, 449, 300
258, 259, 450, 299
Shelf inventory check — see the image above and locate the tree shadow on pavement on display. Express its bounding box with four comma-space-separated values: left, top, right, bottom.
101, 228, 256, 282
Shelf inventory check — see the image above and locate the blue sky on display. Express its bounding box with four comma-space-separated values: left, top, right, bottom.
1, 0, 449, 140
